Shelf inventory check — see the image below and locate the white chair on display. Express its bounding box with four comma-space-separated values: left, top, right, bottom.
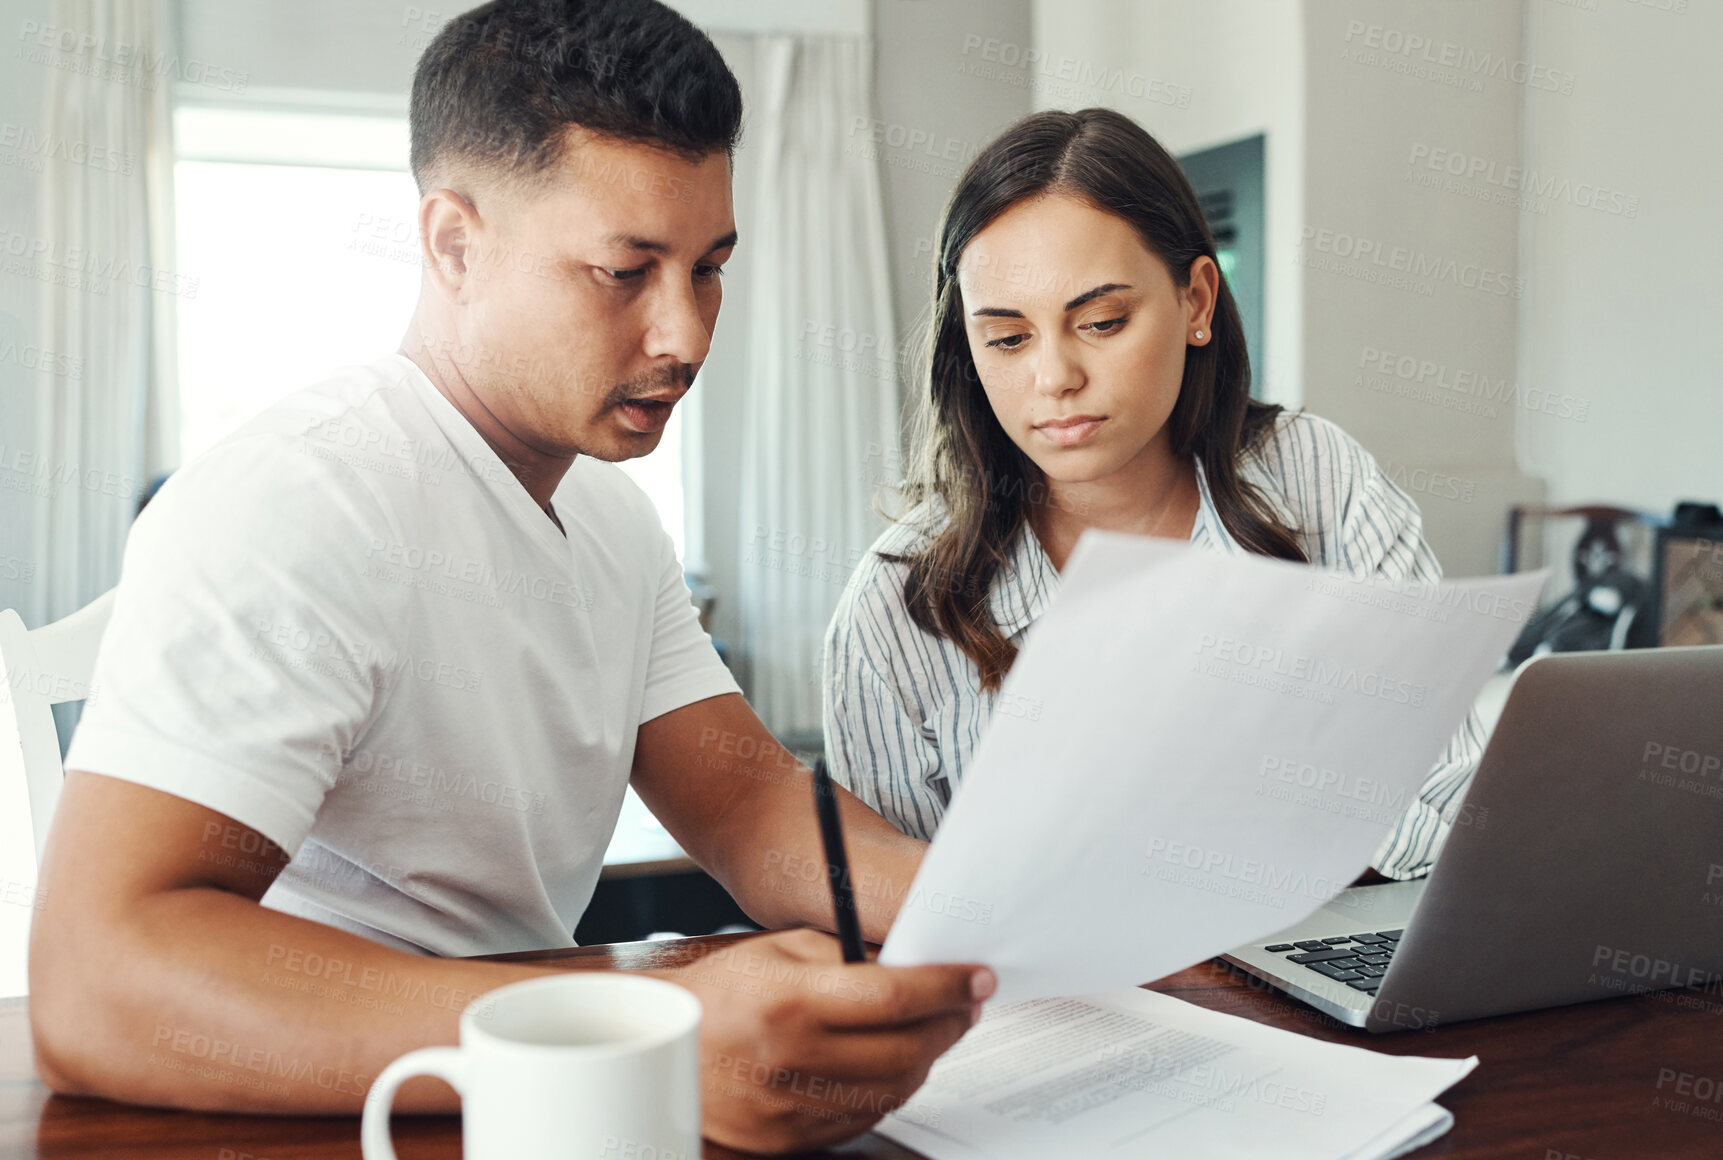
0, 589, 116, 996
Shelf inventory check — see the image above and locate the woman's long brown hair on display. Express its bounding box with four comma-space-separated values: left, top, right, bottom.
891, 107, 1307, 692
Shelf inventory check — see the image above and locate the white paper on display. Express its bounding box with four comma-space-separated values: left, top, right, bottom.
876, 988, 1473, 1160
882, 533, 1546, 1002
1342, 1102, 1454, 1160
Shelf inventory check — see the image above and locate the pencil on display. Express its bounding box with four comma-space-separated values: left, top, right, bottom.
811, 757, 866, 963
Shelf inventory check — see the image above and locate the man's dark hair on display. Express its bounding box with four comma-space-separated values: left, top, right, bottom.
409, 0, 743, 193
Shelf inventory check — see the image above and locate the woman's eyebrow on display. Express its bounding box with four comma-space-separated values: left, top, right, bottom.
970, 281, 1135, 318
1063, 282, 1132, 310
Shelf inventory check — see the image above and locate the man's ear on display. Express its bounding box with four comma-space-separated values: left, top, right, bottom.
419, 187, 480, 301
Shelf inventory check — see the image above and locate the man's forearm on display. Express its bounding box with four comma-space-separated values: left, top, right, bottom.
712, 779, 927, 944
33, 885, 554, 1114
629, 695, 928, 944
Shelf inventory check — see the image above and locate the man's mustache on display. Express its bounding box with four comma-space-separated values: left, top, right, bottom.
601, 364, 696, 407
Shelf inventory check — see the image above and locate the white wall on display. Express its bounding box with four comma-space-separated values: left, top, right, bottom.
673, 0, 867, 38
1517, 0, 1723, 512
872, 0, 1034, 346
177, 0, 418, 107
1029, 0, 1305, 406
1302, 0, 1545, 576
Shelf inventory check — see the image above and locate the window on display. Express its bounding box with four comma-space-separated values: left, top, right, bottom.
174, 158, 423, 460
173, 108, 686, 558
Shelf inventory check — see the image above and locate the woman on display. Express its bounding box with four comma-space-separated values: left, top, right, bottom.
822, 108, 1484, 879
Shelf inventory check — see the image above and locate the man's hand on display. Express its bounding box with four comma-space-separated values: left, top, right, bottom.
657, 929, 993, 1155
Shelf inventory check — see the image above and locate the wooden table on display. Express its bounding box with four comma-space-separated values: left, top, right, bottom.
6, 931, 1722, 1157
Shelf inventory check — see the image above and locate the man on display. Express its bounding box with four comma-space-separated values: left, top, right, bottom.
27, 1, 991, 1152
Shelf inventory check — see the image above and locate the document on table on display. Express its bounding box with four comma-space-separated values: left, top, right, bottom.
881, 532, 1547, 1002
876, 987, 1475, 1160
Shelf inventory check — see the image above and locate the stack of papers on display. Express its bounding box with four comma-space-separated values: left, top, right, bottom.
878, 987, 1473, 1160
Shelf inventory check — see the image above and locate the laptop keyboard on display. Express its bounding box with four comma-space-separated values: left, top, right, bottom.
1260, 930, 1403, 995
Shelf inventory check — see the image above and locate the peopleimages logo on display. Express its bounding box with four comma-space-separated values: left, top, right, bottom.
0, 122, 134, 174
1142, 838, 1352, 909
1357, 346, 1590, 423
848, 116, 983, 168
148, 1023, 365, 1096
1340, 20, 1576, 95
1259, 755, 1408, 814
0, 223, 199, 298
957, 34, 1192, 108
16, 20, 250, 94
1299, 226, 1525, 299
0, 339, 83, 380
362, 538, 595, 611
1636, 741, 1723, 802
1591, 944, 1722, 991
247, 619, 485, 693
1194, 634, 1430, 707
1376, 461, 1476, 506
1406, 144, 1638, 218
0, 442, 145, 500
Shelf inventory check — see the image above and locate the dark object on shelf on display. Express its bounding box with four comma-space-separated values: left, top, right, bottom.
1648, 502, 1723, 648
1504, 505, 1663, 665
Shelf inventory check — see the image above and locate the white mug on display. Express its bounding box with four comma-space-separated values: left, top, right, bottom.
362, 973, 702, 1160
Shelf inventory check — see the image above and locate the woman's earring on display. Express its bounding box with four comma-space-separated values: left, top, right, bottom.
1194, 329, 1205, 341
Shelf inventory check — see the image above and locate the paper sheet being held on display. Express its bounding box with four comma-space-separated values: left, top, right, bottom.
881, 533, 1546, 1002
876, 988, 1475, 1160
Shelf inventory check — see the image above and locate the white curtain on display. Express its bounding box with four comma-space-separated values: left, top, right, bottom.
738, 35, 901, 736
33, 0, 178, 634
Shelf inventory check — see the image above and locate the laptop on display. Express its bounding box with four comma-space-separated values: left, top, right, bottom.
1221, 645, 1723, 1032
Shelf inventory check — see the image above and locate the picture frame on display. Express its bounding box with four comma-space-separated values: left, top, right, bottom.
1649, 503, 1723, 648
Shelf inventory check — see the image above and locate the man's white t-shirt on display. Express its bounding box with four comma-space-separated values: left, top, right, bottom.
66, 354, 739, 956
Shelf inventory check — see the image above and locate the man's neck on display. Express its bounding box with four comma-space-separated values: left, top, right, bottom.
400, 325, 575, 510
